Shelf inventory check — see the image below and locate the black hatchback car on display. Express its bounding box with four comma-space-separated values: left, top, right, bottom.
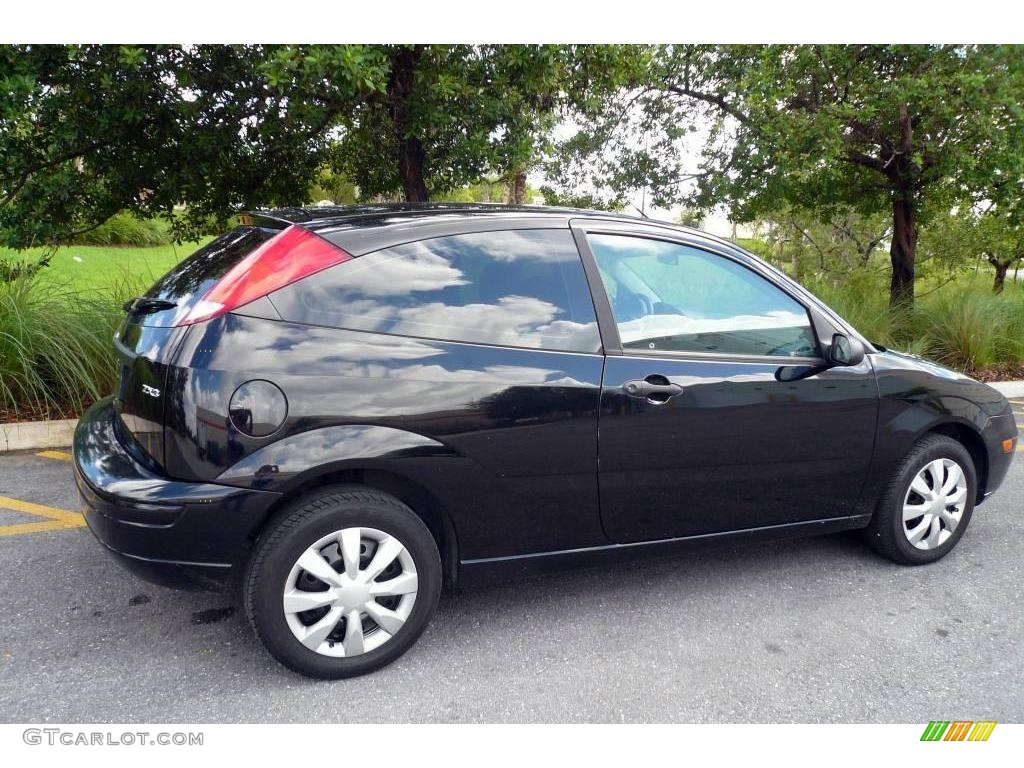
74, 204, 1018, 678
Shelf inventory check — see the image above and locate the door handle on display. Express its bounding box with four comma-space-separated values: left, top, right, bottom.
622, 376, 684, 403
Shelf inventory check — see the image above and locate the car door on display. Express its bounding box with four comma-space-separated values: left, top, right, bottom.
573, 222, 879, 543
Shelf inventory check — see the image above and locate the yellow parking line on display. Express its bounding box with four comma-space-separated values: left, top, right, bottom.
36, 450, 72, 462
0, 519, 84, 537
0, 495, 84, 536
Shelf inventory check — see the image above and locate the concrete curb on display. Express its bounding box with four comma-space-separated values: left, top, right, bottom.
1, 378, 1023, 454
988, 380, 1024, 398
0, 419, 78, 453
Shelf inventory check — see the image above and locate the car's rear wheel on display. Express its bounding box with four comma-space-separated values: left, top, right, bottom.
244, 486, 441, 679
863, 434, 977, 565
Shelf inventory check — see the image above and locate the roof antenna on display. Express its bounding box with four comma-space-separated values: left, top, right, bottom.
629, 202, 650, 219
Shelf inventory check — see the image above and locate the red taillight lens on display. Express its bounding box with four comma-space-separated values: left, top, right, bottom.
179, 225, 352, 326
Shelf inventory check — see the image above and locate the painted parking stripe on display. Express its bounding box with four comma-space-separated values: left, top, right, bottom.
36, 450, 72, 462
0, 495, 84, 537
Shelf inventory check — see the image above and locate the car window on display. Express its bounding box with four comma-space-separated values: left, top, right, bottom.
270, 229, 601, 353
587, 233, 819, 358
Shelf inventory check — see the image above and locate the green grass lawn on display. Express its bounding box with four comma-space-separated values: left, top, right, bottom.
1, 240, 207, 296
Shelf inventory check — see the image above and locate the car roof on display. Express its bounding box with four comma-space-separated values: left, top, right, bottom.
242, 202, 748, 264
244, 202, 664, 230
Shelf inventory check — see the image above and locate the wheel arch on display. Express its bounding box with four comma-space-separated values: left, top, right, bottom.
235, 466, 460, 590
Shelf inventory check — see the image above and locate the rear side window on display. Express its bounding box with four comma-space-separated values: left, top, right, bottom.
270, 229, 601, 353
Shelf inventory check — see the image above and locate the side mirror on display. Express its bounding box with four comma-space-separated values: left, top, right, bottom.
827, 333, 865, 367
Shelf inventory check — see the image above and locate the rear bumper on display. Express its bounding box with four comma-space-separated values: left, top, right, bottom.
73, 396, 281, 591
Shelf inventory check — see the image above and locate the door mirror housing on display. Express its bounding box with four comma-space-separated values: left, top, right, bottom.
827, 333, 865, 367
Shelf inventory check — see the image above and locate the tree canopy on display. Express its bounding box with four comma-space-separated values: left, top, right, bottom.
0, 44, 388, 246
0, 44, 586, 247
4, 43, 1024, 309
553, 44, 1024, 305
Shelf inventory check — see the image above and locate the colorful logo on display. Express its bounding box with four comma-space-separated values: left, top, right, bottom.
921, 721, 997, 741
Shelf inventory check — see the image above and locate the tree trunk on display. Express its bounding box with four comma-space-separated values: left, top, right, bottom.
507, 170, 527, 205
987, 253, 1012, 293
993, 263, 1008, 292
889, 195, 917, 307
388, 46, 429, 203
398, 138, 428, 202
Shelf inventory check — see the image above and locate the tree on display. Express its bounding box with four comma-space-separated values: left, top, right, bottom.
0, 44, 389, 247
920, 202, 1024, 292
760, 207, 891, 278
307, 168, 359, 205
675, 208, 705, 228
327, 45, 572, 203
435, 177, 540, 204
553, 45, 1024, 306
1, 44, 597, 250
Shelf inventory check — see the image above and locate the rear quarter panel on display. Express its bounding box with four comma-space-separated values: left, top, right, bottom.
163, 314, 606, 560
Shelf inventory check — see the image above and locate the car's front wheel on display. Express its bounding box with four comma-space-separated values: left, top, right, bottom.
864, 434, 977, 565
244, 486, 441, 679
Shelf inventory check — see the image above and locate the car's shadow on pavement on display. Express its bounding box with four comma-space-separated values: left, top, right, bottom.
318, 531, 895, 680
63, 528, 883, 680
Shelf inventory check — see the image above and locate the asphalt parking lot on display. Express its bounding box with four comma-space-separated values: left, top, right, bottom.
1, 402, 1022, 723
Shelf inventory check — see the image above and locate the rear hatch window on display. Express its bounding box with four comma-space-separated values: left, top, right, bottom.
129, 226, 280, 327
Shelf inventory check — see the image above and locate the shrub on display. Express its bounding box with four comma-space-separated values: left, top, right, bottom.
801, 271, 896, 347
0, 277, 125, 419
798, 271, 1024, 370
913, 283, 1024, 372
72, 212, 172, 247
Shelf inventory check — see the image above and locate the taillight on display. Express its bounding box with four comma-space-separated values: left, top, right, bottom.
179, 225, 352, 326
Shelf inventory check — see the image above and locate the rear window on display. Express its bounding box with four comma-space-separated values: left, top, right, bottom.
269, 229, 601, 353
136, 226, 279, 327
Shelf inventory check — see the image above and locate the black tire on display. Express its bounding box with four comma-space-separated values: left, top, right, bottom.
863, 434, 977, 565
244, 485, 441, 679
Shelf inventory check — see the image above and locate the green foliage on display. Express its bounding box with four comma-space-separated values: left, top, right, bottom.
434, 177, 542, 204
799, 267, 1024, 372
0, 240, 200, 294
1, 44, 607, 249
328, 45, 576, 201
307, 168, 359, 205
553, 45, 1024, 305
759, 208, 891, 276
0, 44, 390, 248
801, 271, 903, 349
913, 284, 1024, 371
0, 238, 198, 419
735, 237, 774, 262
675, 209, 706, 228
71, 211, 172, 247
538, 186, 625, 211
919, 203, 1024, 291
0, 252, 51, 282
0, 276, 126, 417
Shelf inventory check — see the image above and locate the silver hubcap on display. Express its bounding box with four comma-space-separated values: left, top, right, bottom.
283, 527, 418, 657
902, 458, 968, 551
